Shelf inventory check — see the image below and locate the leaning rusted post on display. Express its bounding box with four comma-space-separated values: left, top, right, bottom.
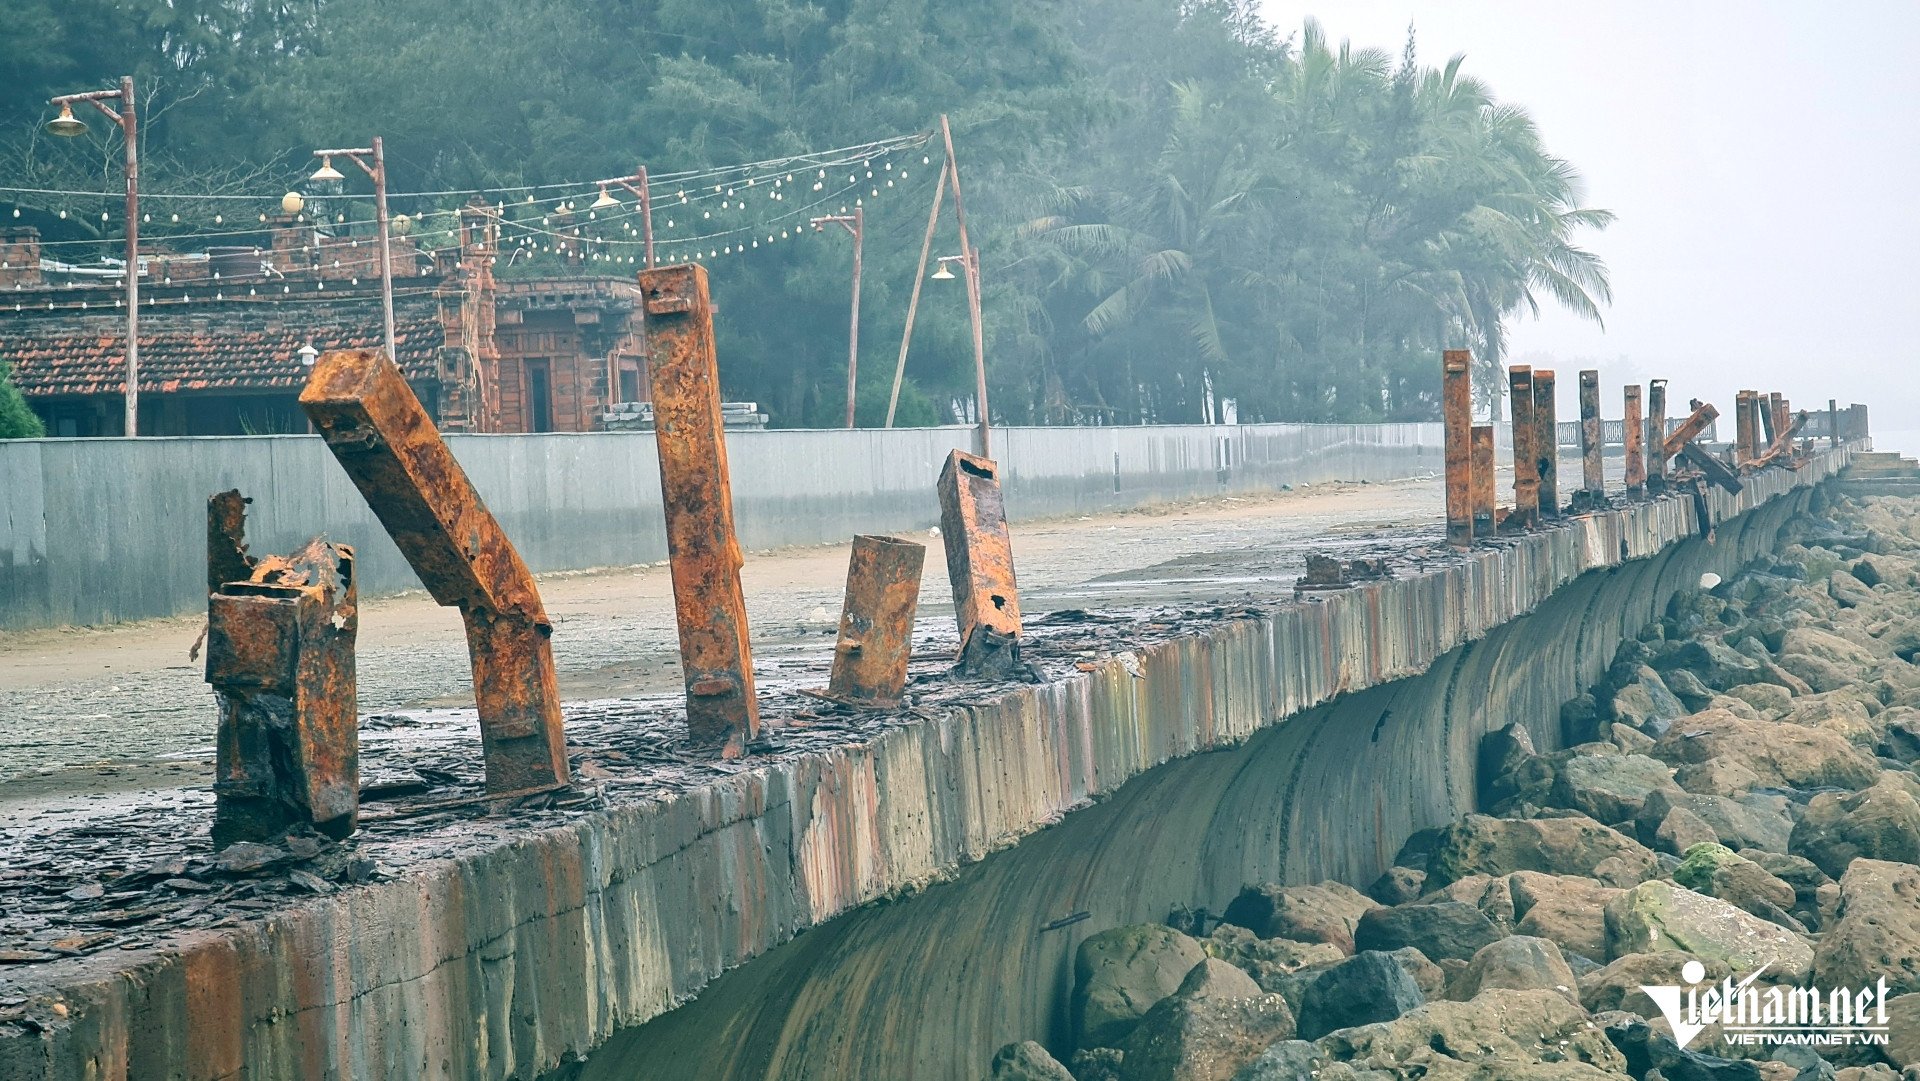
1647, 379, 1669, 490
938, 449, 1024, 676
1443, 350, 1473, 547
206, 529, 359, 846
1533, 369, 1560, 518
1661, 401, 1720, 460
1623, 385, 1645, 498
1757, 392, 1777, 453
300, 348, 570, 792
819, 535, 925, 706
1470, 425, 1495, 534
1829, 398, 1839, 448
1577, 369, 1603, 508
1772, 394, 1790, 452
1506, 365, 1538, 528
637, 263, 759, 753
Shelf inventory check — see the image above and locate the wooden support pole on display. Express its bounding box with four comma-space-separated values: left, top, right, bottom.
637, 264, 759, 754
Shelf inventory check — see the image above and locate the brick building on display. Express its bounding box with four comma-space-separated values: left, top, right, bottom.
0, 205, 648, 436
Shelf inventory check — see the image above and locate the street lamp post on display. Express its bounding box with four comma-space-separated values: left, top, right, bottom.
811, 208, 863, 428
932, 247, 987, 454
309, 139, 394, 360
47, 76, 139, 435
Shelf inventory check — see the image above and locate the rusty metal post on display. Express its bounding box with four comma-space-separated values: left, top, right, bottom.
1470, 425, 1495, 533
1648, 379, 1669, 490
1756, 392, 1777, 452
818, 535, 925, 707
1507, 366, 1538, 528
1829, 398, 1839, 448
1578, 369, 1603, 507
636, 264, 760, 752
938, 450, 1024, 676
1661, 400, 1720, 459
205, 525, 359, 847
1771, 394, 1789, 450
300, 348, 570, 791
1533, 369, 1560, 518
1623, 385, 1645, 498
1443, 350, 1473, 547
1733, 391, 1755, 465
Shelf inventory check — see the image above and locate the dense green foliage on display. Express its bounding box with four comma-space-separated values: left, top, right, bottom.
1, 0, 1609, 426
0, 363, 46, 438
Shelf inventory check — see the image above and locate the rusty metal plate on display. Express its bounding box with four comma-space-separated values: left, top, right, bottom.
1470, 425, 1495, 531
1623, 385, 1645, 497
1443, 350, 1472, 547
1506, 366, 1538, 529
1532, 369, 1560, 518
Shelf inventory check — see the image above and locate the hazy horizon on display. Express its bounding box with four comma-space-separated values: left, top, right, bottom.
1260, 1, 1920, 448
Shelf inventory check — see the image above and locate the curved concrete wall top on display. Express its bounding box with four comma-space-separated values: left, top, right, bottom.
0, 448, 1846, 1081
0, 422, 1438, 631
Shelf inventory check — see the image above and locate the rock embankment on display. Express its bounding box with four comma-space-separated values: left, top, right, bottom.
989, 491, 1920, 1081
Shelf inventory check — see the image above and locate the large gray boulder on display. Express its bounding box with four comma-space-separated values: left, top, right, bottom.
990, 1041, 1076, 1081
1446, 935, 1579, 1002
1115, 959, 1295, 1081
1613, 667, 1689, 735
1579, 951, 1732, 1015
1650, 707, 1878, 795
1508, 871, 1624, 961
1312, 988, 1628, 1077
1074, 924, 1209, 1050
1789, 774, 1920, 878
1295, 950, 1425, 1040
1218, 881, 1376, 954
1637, 788, 1795, 853
1426, 813, 1658, 889
1551, 753, 1684, 824
1671, 842, 1796, 915
1813, 859, 1920, 997
1603, 880, 1813, 982
1352, 901, 1502, 962
1658, 637, 1766, 691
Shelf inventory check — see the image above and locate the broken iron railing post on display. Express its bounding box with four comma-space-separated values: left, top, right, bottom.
1470, 425, 1495, 535
938, 449, 1024, 676
1623, 385, 1645, 498
817, 535, 925, 707
1506, 365, 1539, 528
637, 263, 759, 753
1533, 369, 1560, 518
1733, 391, 1755, 466
1661, 399, 1720, 461
300, 348, 570, 792
1577, 369, 1603, 509
1757, 392, 1778, 452
1647, 378, 1669, 491
204, 493, 359, 846
1442, 350, 1473, 547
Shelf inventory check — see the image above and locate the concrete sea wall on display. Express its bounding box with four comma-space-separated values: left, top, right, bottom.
0, 448, 1848, 1081
0, 421, 1437, 631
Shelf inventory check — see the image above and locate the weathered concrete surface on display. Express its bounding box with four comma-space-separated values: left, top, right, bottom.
0, 449, 1846, 1080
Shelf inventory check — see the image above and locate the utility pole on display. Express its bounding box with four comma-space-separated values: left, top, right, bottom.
811, 208, 864, 427
47, 77, 139, 435
940, 115, 990, 457
310, 140, 395, 360
888, 162, 948, 428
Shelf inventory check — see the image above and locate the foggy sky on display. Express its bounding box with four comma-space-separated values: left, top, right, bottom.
1259, 1, 1920, 444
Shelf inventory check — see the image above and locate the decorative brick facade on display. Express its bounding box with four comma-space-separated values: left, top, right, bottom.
0, 211, 646, 437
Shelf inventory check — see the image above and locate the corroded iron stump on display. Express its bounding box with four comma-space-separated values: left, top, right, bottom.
301, 348, 570, 793
817, 535, 925, 707
937, 449, 1024, 677
204, 494, 359, 846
